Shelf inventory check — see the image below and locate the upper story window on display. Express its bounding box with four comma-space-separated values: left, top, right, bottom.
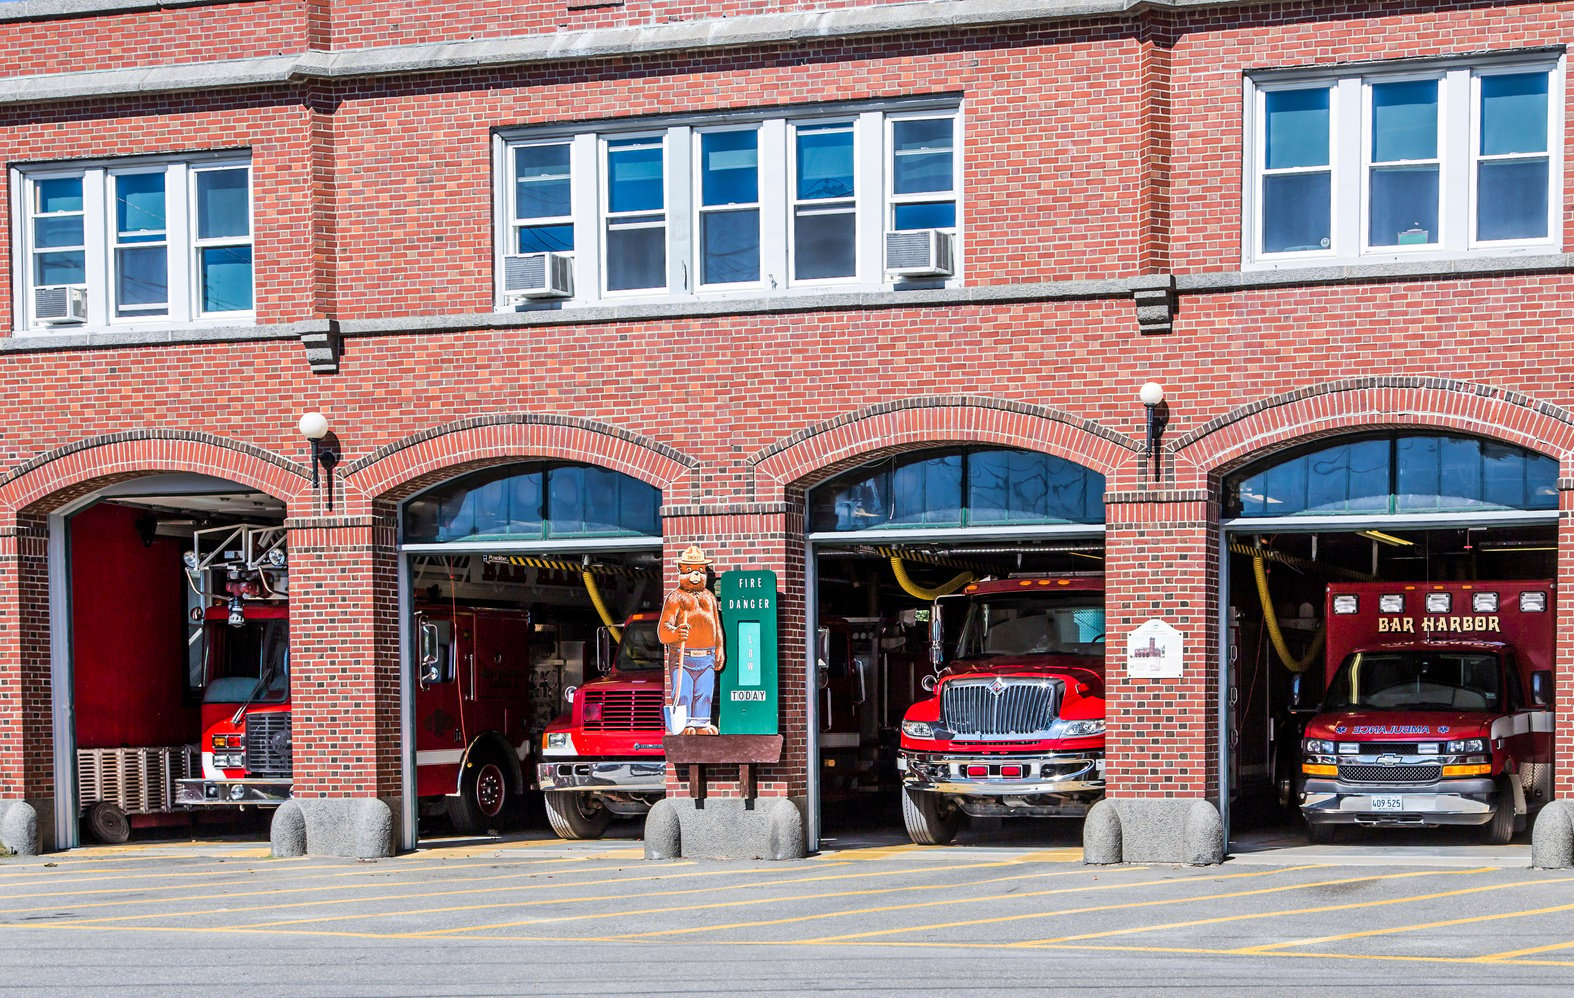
13, 154, 253, 331
495, 100, 961, 307
1244, 55, 1563, 268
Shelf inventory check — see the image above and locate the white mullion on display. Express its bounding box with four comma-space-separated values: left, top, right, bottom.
166, 162, 192, 322
760, 118, 787, 290
82, 169, 108, 327
492, 135, 508, 308
571, 133, 599, 302
1550, 57, 1566, 251
1332, 77, 1361, 259
1442, 68, 1472, 254
951, 105, 964, 283
666, 126, 690, 295
856, 110, 882, 285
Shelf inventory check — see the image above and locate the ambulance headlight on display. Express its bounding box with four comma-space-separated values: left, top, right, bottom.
1303, 738, 1336, 755
1446, 738, 1485, 754
900, 720, 933, 739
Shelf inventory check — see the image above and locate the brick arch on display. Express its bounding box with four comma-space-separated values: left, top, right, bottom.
343, 413, 699, 508
0, 430, 309, 514
1171, 378, 1574, 486
749, 396, 1138, 500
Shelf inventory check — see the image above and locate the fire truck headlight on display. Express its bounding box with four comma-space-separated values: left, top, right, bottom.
183, 550, 200, 569
545, 732, 575, 754
229, 785, 247, 801
1303, 738, 1336, 755
900, 720, 934, 739
1446, 738, 1486, 754
1061, 719, 1105, 737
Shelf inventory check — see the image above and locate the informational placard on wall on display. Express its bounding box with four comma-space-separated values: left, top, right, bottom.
717, 569, 779, 734
1126, 618, 1184, 678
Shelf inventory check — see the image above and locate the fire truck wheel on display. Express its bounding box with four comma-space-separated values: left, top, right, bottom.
85, 802, 131, 844
448, 756, 511, 835
1480, 780, 1516, 845
901, 788, 960, 845
543, 791, 611, 840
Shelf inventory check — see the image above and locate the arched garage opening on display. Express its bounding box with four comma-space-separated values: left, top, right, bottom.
395, 460, 665, 846
806, 446, 1108, 848
54, 473, 288, 847
1219, 430, 1557, 852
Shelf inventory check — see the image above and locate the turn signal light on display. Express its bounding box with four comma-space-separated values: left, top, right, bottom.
1442, 763, 1493, 778
1000, 765, 1024, 778
1302, 763, 1338, 777
965, 765, 989, 778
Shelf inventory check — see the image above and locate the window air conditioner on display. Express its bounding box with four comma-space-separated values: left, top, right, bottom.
885, 229, 955, 278
34, 285, 88, 323
503, 252, 574, 299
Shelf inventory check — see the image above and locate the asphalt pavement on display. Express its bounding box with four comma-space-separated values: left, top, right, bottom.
1, 825, 1571, 997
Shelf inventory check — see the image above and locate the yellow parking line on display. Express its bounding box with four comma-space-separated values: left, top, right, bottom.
1235, 891, 1574, 954
792, 867, 1450, 945
299, 865, 1101, 936
607, 866, 1311, 942
1475, 937, 1574, 962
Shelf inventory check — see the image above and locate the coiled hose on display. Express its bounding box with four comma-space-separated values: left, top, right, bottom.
1251, 554, 1323, 673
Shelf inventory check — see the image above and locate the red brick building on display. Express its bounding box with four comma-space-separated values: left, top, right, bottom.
2, 0, 1573, 861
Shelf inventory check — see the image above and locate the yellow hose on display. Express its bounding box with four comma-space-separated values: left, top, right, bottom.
1251, 555, 1324, 673
582, 570, 622, 641
890, 557, 975, 601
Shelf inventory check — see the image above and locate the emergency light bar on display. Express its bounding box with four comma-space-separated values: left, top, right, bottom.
1425, 592, 1452, 613
1332, 595, 1359, 615
1379, 594, 1405, 613
1520, 591, 1547, 612
1471, 592, 1499, 613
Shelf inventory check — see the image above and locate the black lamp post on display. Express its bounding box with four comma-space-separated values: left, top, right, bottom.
1139, 382, 1168, 484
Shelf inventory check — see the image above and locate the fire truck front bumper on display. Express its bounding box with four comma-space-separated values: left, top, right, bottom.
1301, 777, 1498, 828
537, 760, 667, 793
176, 778, 292, 807
899, 750, 1104, 816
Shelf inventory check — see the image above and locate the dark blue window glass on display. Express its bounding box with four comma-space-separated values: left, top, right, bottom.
809, 448, 1105, 531
403, 463, 660, 542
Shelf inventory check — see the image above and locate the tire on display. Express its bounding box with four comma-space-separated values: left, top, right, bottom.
1480, 780, 1516, 845
85, 801, 131, 844
901, 787, 961, 845
448, 754, 511, 836
543, 791, 611, 840
1304, 817, 1336, 845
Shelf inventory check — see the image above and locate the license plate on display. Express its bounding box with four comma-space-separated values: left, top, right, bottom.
1369, 795, 1405, 812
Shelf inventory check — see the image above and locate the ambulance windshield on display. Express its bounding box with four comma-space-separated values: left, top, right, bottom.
1324, 650, 1500, 711
956, 597, 1105, 659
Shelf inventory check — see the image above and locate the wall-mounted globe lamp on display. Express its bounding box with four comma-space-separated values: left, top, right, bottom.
298, 411, 340, 510
1139, 382, 1168, 484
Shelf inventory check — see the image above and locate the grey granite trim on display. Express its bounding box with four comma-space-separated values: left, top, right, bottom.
5, 0, 1310, 102
1172, 377, 1574, 453
660, 502, 794, 518
0, 429, 310, 489
341, 413, 699, 477
0, 0, 262, 24
1179, 253, 1574, 291
1104, 489, 1211, 504
0, 319, 321, 353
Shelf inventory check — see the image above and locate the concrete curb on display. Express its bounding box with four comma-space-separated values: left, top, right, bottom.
1084, 798, 1224, 865
1531, 799, 1574, 869
642, 797, 805, 860
0, 801, 40, 857
270, 798, 395, 859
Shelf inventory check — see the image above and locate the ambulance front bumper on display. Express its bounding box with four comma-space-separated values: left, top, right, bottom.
1301, 777, 1497, 827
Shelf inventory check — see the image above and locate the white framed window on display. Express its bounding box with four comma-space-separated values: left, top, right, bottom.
495, 99, 961, 307
13, 153, 254, 331
1244, 55, 1562, 268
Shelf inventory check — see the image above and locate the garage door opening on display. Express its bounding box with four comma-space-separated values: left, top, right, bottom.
1221, 431, 1558, 857
63, 475, 286, 846
395, 461, 664, 849
806, 446, 1107, 850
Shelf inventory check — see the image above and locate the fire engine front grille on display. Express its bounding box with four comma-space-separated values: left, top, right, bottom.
941, 680, 1058, 738
581, 689, 664, 732
245, 712, 293, 778
1338, 763, 1443, 784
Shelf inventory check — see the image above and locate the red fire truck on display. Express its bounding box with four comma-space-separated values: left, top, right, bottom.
537, 612, 667, 839
896, 576, 1106, 844
175, 525, 535, 835
1294, 580, 1556, 844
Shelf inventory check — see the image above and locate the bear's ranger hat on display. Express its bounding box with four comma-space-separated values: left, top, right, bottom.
677, 545, 712, 567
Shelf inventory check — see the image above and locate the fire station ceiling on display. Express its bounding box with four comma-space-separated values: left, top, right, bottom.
94, 473, 285, 522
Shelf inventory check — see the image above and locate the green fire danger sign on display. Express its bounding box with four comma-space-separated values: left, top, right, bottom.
718, 569, 779, 735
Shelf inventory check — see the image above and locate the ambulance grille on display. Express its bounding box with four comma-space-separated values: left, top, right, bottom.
245, 712, 293, 778
941, 679, 1058, 738
580, 689, 664, 732
1338, 763, 1441, 784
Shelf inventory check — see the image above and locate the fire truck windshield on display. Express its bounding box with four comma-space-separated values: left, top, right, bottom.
615, 619, 664, 671
956, 597, 1105, 659
203, 619, 290, 704
1324, 650, 1501, 712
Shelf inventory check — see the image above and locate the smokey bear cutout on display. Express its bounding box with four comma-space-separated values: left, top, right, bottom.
658, 545, 726, 735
